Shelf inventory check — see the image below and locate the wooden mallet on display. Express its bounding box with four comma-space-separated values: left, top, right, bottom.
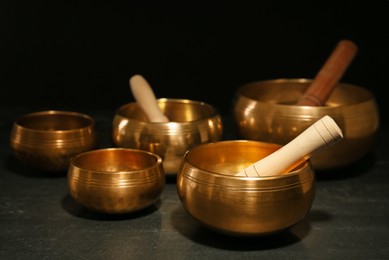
297, 39, 358, 106
129, 74, 169, 123
236, 115, 343, 177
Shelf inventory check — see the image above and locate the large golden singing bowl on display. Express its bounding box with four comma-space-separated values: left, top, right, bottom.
177, 140, 316, 236
233, 79, 380, 170
10, 110, 97, 172
112, 98, 223, 175
68, 148, 165, 214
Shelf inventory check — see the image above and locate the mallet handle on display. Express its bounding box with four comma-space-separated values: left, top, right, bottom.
297, 40, 358, 106
237, 115, 343, 177
130, 74, 169, 123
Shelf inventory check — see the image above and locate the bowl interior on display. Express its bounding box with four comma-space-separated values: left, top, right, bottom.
183, 140, 308, 176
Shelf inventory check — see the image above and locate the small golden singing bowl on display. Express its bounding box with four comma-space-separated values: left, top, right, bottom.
177, 140, 316, 236
233, 79, 380, 170
67, 148, 165, 214
112, 98, 223, 175
10, 110, 97, 173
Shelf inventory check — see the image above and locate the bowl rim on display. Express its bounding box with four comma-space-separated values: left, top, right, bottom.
13, 110, 95, 132
114, 98, 221, 124
235, 78, 376, 109
180, 139, 312, 181
69, 147, 163, 174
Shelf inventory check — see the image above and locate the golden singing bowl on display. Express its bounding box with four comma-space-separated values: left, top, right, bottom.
10, 110, 97, 172
177, 140, 316, 236
68, 148, 165, 214
233, 79, 380, 170
112, 98, 223, 175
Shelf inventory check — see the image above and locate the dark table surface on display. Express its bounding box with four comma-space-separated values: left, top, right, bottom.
1, 107, 388, 259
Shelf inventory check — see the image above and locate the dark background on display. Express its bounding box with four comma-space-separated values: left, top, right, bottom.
1, 1, 388, 124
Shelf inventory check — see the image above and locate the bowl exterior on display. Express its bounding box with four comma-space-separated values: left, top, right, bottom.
112, 99, 223, 175
233, 79, 380, 170
176, 140, 316, 236
10, 111, 97, 172
67, 148, 165, 214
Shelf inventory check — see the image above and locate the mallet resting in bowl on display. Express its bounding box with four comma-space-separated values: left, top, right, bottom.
129, 74, 169, 123
236, 115, 343, 177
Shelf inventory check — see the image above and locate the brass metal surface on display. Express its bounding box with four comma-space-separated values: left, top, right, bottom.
112, 98, 223, 175
10, 110, 97, 172
233, 79, 380, 170
177, 140, 316, 236
68, 148, 165, 214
